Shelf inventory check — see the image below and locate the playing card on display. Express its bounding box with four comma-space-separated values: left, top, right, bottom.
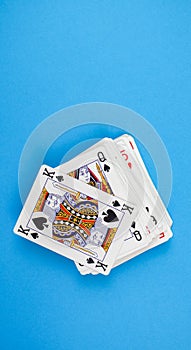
56, 138, 161, 274
13, 165, 138, 275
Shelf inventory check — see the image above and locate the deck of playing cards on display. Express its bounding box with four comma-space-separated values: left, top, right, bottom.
14, 134, 173, 275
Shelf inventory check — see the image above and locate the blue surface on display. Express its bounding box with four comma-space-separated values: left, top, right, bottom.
1, 1, 191, 349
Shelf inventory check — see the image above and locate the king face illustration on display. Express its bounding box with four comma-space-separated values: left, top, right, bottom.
31, 177, 118, 258
33, 187, 100, 247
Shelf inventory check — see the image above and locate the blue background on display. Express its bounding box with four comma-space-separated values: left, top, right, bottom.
1, 1, 191, 349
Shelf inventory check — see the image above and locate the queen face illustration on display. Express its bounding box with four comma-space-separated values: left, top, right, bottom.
78, 166, 90, 183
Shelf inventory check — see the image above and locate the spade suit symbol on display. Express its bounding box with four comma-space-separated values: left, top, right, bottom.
32, 217, 49, 231
104, 164, 110, 172
56, 175, 64, 182
131, 221, 136, 229
31, 232, 39, 239
112, 200, 120, 207
102, 209, 119, 223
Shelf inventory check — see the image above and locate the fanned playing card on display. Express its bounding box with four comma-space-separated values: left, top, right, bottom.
14, 165, 138, 275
